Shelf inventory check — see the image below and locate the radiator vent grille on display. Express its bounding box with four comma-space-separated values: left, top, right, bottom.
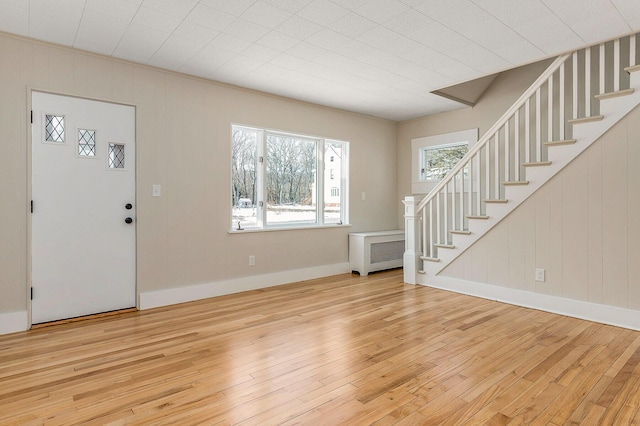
370, 241, 404, 264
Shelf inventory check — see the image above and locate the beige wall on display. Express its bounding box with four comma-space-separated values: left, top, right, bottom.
0, 33, 398, 315
396, 53, 639, 314
442, 104, 640, 311
396, 58, 553, 228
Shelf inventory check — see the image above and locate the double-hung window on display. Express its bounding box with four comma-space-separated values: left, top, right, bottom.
231, 125, 349, 230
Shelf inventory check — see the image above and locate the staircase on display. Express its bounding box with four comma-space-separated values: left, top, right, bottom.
403, 32, 640, 284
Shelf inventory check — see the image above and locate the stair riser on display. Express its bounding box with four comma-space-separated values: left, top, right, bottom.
424, 75, 640, 277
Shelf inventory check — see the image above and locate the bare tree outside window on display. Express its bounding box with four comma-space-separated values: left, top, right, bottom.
231, 128, 258, 228
266, 134, 316, 225
421, 143, 468, 181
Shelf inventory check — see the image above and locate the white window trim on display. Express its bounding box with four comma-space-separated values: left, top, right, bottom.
411, 128, 478, 194
230, 124, 349, 232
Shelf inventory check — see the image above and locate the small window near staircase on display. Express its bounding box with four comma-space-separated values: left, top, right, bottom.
420, 142, 468, 181
411, 128, 478, 194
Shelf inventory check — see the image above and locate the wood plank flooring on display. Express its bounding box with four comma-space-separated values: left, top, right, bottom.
1, 269, 639, 425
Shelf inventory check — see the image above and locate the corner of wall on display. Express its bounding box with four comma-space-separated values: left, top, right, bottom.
0, 311, 29, 335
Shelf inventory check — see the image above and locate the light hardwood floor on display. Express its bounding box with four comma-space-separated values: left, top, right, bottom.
1, 269, 639, 425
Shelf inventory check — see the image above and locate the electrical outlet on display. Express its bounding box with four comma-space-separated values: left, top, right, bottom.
249, 255, 255, 266
535, 268, 545, 282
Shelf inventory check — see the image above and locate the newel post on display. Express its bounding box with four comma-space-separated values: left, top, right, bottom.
402, 195, 423, 284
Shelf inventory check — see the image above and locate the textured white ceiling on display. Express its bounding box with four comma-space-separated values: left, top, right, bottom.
1, 0, 638, 120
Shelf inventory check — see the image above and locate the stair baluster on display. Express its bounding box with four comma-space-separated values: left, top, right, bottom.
404, 32, 640, 283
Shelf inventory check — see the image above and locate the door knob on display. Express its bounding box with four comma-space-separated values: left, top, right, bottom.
125, 203, 133, 210
125, 217, 133, 224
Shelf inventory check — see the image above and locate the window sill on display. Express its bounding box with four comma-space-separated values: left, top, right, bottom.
228, 223, 352, 234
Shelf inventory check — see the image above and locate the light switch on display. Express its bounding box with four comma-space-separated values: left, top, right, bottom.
152, 184, 161, 197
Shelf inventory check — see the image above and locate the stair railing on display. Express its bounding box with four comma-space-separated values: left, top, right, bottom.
405, 33, 638, 280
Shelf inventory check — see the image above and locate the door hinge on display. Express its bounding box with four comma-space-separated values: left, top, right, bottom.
30, 110, 33, 124
30, 287, 33, 300
30, 200, 33, 213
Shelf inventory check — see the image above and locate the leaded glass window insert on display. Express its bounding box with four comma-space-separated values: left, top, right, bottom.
45, 114, 65, 143
78, 129, 96, 157
108, 143, 125, 169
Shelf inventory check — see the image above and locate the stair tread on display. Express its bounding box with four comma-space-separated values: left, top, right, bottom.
434, 243, 455, 249
522, 161, 552, 167
595, 88, 634, 100
545, 139, 577, 146
502, 180, 529, 186
569, 115, 604, 124
450, 230, 471, 235
410, 37, 637, 281
625, 64, 640, 74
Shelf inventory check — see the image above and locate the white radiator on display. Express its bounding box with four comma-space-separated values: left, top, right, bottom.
349, 230, 405, 276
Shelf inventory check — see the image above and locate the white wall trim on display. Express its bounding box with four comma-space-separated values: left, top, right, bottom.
139, 263, 350, 310
8, 269, 636, 334
421, 276, 640, 331
0, 311, 29, 335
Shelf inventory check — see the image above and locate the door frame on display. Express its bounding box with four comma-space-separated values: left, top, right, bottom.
26, 87, 139, 328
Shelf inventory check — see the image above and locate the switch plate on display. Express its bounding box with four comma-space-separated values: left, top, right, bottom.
535, 268, 545, 282
249, 255, 255, 266
361, 191, 366, 201
152, 184, 161, 197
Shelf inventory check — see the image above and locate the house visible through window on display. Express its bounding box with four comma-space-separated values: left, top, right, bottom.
231, 125, 348, 230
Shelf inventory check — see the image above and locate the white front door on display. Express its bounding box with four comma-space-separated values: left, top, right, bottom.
31, 92, 136, 324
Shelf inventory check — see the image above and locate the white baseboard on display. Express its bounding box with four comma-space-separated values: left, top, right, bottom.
421, 275, 640, 331
0, 311, 29, 335
139, 262, 350, 310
